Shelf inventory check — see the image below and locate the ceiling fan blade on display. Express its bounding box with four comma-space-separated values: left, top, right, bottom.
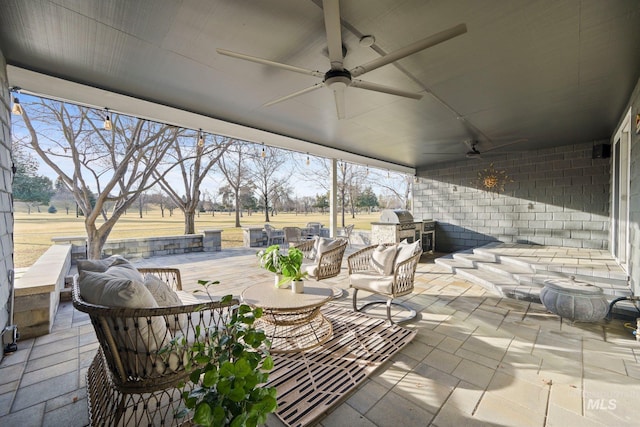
482, 138, 529, 153
263, 84, 324, 107
217, 48, 325, 78
333, 86, 346, 119
351, 79, 422, 99
350, 23, 467, 77
323, 0, 344, 70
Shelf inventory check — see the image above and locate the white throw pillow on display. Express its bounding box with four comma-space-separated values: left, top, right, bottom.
145, 274, 187, 333
82, 271, 170, 375
369, 245, 398, 275
316, 238, 341, 259
395, 239, 421, 269
105, 264, 144, 282
77, 255, 131, 274
144, 274, 182, 306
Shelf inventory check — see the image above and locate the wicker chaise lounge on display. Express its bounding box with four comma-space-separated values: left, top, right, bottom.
73, 261, 237, 426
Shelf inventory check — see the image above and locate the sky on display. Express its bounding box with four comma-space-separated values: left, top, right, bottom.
11, 93, 411, 203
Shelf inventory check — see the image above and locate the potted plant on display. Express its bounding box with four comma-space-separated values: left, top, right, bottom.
277, 247, 307, 292
177, 283, 278, 427
257, 245, 284, 287
257, 245, 307, 289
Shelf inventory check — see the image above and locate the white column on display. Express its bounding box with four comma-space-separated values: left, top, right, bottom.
329, 158, 338, 238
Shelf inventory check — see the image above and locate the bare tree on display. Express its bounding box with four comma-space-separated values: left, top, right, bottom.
153, 133, 232, 234
371, 171, 413, 209
313, 160, 367, 226
52, 177, 76, 214
17, 98, 183, 258
249, 146, 288, 222
218, 140, 253, 227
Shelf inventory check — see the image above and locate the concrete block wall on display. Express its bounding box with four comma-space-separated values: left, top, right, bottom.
0, 49, 14, 360
413, 142, 610, 253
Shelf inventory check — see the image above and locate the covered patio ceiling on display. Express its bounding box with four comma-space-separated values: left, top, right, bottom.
1, 0, 639, 173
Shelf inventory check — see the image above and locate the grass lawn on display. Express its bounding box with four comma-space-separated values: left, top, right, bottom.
14, 207, 378, 268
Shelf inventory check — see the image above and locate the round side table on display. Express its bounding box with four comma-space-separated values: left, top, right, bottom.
541, 277, 608, 322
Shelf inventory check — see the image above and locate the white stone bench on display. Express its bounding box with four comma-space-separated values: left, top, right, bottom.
14, 244, 72, 339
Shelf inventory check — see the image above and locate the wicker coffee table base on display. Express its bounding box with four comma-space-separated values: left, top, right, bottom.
257, 306, 333, 353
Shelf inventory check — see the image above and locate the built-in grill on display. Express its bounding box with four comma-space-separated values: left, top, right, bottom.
371, 209, 422, 245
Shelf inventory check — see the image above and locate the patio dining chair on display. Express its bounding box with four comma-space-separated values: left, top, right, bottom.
305, 222, 322, 238
264, 223, 285, 246
283, 226, 303, 246
337, 224, 355, 247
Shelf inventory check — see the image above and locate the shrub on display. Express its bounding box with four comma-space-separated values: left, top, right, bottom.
177, 287, 277, 427
47, 205, 57, 214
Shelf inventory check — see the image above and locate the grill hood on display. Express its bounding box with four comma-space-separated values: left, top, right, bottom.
379, 209, 415, 224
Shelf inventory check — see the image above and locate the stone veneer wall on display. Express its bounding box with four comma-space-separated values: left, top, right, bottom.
0, 48, 14, 360
625, 77, 640, 297
52, 233, 221, 261
413, 141, 610, 253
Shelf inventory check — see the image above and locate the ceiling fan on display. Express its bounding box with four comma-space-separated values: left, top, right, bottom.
423, 139, 530, 159
216, 0, 467, 119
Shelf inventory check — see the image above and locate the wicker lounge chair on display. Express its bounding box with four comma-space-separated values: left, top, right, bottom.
73, 266, 238, 426
347, 242, 422, 324
293, 237, 348, 281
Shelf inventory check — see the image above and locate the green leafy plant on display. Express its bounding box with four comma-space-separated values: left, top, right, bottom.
257, 245, 307, 286
178, 282, 277, 427
277, 247, 307, 285
256, 245, 282, 274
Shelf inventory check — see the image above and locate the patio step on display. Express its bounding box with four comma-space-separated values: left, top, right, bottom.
437, 243, 633, 309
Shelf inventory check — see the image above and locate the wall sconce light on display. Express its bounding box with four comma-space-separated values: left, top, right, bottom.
103, 108, 112, 130
365, 165, 369, 176
198, 129, 204, 148
414, 175, 419, 184
306, 153, 310, 166
261, 145, 266, 158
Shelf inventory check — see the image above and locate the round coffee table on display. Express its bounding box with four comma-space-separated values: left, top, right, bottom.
241, 283, 334, 353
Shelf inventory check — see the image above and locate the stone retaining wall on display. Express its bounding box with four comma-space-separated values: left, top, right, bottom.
53, 231, 222, 261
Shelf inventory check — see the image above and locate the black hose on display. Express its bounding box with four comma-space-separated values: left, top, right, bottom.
607, 296, 640, 321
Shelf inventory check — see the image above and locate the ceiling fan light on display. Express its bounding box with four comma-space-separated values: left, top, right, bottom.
359, 35, 375, 47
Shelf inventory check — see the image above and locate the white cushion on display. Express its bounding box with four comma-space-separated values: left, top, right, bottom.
76, 255, 131, 274
350, 272, 394, 295
316, 238, 341, 259
145, 274, 182, 306
78, 271, 170, 369
369, 245, 398, 275
303, 263, 318, 278
77, 261, 145, 304
395, 239, 421, 269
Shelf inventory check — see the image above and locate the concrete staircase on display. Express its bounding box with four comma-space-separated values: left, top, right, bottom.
435, 242, 632, 305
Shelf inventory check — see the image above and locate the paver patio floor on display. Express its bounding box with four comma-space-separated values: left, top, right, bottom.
1, 246, 639, 426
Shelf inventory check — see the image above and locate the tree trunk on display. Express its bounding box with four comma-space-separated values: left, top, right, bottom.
184, 209, 196, 234
234, 192, 241, 227
86, 227, 110, 259
264, 194, 270, 222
